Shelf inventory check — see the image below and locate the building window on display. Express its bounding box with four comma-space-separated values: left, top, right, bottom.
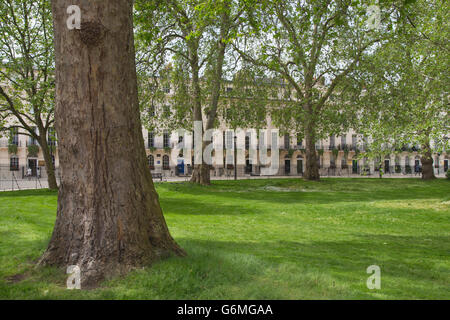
297, 134, 302, 148
330, 135, 335, 149
435, 156, 439, 168
245, 135, 250, 151
148, 155, 155, 170
163, 131, 170, 148
48, 127, 56, 146
10, 157, 19, 171
284, 134, 290, 149
352, 135, 357, 150
29, 127, 37, 146
226, 131, 233, 150
162, 155, 170, 170
10, 127, 19, 145
340, 134, 346, 148
148, 132, 154, 148
330, 154, 336, 168
260, 132, 265, 148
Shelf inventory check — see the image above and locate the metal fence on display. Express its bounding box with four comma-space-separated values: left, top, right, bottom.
0, 165, 61, 191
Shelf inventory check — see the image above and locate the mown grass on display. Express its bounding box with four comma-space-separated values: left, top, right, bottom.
0, 178, 449, 299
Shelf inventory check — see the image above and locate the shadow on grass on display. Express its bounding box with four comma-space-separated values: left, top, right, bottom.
156, 179, 449, 207
98, 233, 450, 299
3, 233, 448, 299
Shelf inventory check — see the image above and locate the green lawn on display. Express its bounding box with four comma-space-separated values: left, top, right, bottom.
0, 178, 449, 299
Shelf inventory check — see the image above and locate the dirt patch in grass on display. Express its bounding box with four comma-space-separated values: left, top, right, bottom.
5, 272, 27, 284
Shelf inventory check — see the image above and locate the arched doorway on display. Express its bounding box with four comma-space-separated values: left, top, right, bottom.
284, 155, 291, 175
384, 156, 390, 173
297, 155, 303, 175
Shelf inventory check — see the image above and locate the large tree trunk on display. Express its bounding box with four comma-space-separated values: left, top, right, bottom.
188, 42, 210, 185
303, 126, 320, 181
38, 137, 58, 190
39, 0, 185, 287
190, 140, 211, 185
421, 141, 436, 180
191, 163, 211, 185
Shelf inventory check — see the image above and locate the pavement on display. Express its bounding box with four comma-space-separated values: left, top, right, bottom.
1, 173, 446, 192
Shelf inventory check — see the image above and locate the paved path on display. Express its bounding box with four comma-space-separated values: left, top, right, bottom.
0, 174, 446, 192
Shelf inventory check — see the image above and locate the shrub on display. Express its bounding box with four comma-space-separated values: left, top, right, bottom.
27, 144, 39, 157
8, 144, 18, 155
446, 170, 450, 180
332, 148, 339, 158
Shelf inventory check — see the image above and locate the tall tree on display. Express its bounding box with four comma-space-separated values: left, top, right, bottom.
39, 0, 185, 287
0, 0, 57, 189
135, 0, 246, 185
233, 0, 397, 180
356, 0, 449, 180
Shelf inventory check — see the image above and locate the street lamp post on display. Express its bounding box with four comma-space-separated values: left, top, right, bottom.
234, 135, 237, 181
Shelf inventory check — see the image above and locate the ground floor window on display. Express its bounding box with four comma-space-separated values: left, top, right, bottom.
162, 155, 170, 170
10, 157, 19, 171
148, 155, 155, 170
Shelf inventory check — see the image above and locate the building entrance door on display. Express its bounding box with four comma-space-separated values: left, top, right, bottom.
297, 159, 303, 174
352, 160, 358, 174
177, 159, 185, 175
245, 159, 252, 174
284, 160, 290, 175
28, 159, 37, 176
384, 160, 390, 173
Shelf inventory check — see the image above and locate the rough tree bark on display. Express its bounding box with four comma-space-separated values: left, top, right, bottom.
38, 136, 58, 190
421, 140, 436, 180
39, 0, 185, 287
303, 121, 320, 181
188, 41, 211, 185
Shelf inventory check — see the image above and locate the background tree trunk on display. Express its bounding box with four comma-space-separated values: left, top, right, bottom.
39, 0, 185, 287
188, 47, 210, 185
38, 137, 58, 189
421, 144, 436, 180
303, 126, 320, 181
190, 140, 211, 185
